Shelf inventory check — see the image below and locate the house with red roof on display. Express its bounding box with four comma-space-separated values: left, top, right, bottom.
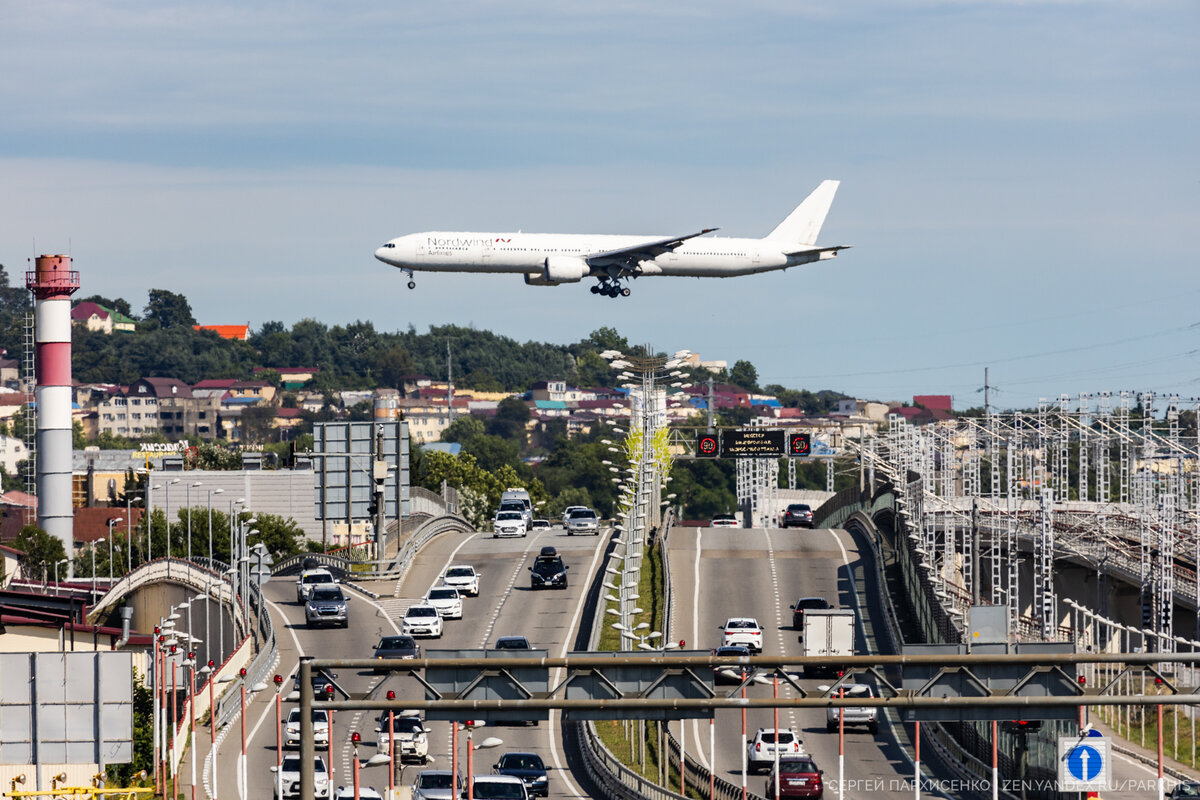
195, 324, 250, 341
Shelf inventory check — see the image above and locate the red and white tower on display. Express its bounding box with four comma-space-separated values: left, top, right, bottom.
26, 255, 80, 572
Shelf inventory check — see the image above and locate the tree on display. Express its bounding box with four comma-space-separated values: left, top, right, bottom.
374, 344, 416, 390
441, 415, 485, 445
729, 359, 760, 392
488, 397, 531, 442
77, 294, 135, 318
240, 406, 276, 444
11, 524, 67, 580
143, 289, 196, 329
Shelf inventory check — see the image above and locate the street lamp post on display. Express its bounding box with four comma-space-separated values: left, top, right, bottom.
106, 518, 121, 579
186, 481, 202, 564
91, 538, 106, 597
53, 558, 69, 595
273, 674, 284, 800
206, 488, 224, 563
147, 483, 162, 563
465, 727, 502, 800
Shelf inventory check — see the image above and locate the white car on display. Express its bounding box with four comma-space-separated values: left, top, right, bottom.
443, 565, 479, 597
747, 728, 804, 773
424, 586, 463, 619
565, 508, 600, 535
825, 682, 879, 734
376, 712, 430, 762
296, 568, 336, 603
283, 708, 329, 749
272, 754, 330, 799
468, 774, 529, 800
333, 787, 382, 800
721, 617, 764, 653
402, 604, 444, 638
493, 510, 528, 538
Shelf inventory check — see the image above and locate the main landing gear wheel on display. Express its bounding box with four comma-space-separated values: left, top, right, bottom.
620, 287, 631, 297
590, 284, 601, 294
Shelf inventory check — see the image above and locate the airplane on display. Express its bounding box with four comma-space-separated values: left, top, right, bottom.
374, 180, 847, 298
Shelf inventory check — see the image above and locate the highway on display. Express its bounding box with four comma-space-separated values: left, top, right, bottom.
669, 525, 921, 800
203, 525, 609, 800
189, 520, 1180, 800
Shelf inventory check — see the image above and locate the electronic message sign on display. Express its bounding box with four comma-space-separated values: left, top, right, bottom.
720, 429, 786, 458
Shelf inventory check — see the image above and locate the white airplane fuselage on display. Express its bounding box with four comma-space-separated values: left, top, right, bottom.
377, 232, 800, 277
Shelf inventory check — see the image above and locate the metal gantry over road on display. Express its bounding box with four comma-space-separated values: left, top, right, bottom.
295, 651, 1200, 798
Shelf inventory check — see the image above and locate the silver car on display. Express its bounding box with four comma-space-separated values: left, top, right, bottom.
412, 770, 462, 800
825, 682, 878, 734
305, 585, 349, 629
565, 508, 599, 535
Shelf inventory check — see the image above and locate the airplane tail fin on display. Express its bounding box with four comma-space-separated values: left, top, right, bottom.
765, 180, 840, 245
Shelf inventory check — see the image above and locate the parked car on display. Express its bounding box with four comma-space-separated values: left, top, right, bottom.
493, 635, 532, 650
764, 756, 824, 799
747, 728, 804, 773
712, 645, 751, 684
283, 708, 329, 749
781, 504, 815, 529
271, 754, 330, 800
824, 682, 878, 734
493, 510, 528, 538
493, 752, 549, 797
296, 569, 336, 603
376, 712, 430, 762
790, 597, 832, 631
373, 635, 420, 670
721, 617, 764, 653
442, 565, 479, 597
424, 586, 464, 619
710, 513, 739, 528
411, 770, 461, 800
402, 604, 444, 638
305, 585, 349, 629
565, 508, 599, 535
529, 549, 569, 590
466, 775, 528, 800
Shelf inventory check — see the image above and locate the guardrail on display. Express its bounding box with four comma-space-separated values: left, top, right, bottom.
214, 574, 278, 728
352, 513, 474, 582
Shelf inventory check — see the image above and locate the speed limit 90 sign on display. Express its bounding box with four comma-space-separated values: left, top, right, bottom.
789, 433, 811, 456
696, 434, 718, 457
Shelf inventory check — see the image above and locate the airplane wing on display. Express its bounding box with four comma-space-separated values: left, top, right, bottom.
585, 228, 718, 265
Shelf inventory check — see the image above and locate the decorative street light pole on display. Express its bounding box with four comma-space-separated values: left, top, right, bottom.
205, 488, 225, 563
91, 538, 105, 597
186, 481, 202, 564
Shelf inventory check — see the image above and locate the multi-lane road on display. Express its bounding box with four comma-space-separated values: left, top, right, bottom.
191, 521, 1178, 800
203, 526, 608, 800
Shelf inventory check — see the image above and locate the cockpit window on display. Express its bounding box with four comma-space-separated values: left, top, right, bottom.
382, 243, 395, 248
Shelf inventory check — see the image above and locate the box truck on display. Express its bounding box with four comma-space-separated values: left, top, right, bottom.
802, 608, 855, 676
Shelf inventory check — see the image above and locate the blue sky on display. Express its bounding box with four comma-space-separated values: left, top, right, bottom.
2, 1, 1197, 410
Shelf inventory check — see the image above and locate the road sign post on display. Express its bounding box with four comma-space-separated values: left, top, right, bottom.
1058, 736, 1110, 793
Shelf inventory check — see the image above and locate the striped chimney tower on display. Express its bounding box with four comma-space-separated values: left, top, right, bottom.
26, 255, 80, 572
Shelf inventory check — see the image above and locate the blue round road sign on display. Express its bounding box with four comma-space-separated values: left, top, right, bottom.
1067, 745, 1102, 781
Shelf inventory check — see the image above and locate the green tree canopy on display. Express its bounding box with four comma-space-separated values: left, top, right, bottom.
143, 288, 197, 329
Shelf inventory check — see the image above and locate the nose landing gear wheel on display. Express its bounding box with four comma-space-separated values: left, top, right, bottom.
407, 281, 416, 290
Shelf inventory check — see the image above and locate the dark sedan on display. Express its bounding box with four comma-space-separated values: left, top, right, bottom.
790, 597, 831, 631
493, 752, 548, 797
373, 635, 421, 672
781, 503, 815, 529
712, 645, 752, 684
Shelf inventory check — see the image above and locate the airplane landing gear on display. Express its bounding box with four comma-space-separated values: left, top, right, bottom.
592, 280, 630, 298
401, 268, 416, 290
407, 280, 416, 290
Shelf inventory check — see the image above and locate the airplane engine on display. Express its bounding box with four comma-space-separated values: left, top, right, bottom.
524, 272, 556, 286
542, 255, 589, 283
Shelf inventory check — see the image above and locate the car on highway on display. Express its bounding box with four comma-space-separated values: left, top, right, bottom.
293, 670, 337, 697
764, 755, 824, 799
411, 770, 462, 800
493, 510, 528, 538
721, 617, 764, 653
780, 503, 815, 529
710, 513, 739, 528
824, 682, 878, 734
561, 506, 587, 526
372, 635, 420, 670
711, 645, 751, 684
565, 507, 599, 535
529, 548, 569, 590
1171, 783, 1200, 798
271, 754, 330, 799
747, 728, 805, 773
442, 565, 479, 597
296, 568, 337, 603
529, 518, 551, 531
283, 708, 330, 749
790, 597, 832, 631
333, 787, 382, 800
304, 584, 349, 628
423, 586, 464, 619
497, 499, 532, 527
493, 635, 532, 650
376, 712, 430, 762
402, 604, 443, 638
466, 774, 529, 800
493, 752, 549, 797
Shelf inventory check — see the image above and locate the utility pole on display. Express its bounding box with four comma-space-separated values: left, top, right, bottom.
706, 376, 715, 433
446, 337, 455, 424
984, 367, 991, 415
374, 425, 387, 571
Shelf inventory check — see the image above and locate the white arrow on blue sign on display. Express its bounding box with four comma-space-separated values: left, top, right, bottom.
1058, 736, 1110, 791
